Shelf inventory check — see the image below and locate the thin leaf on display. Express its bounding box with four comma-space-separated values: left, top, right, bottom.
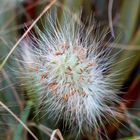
0, 101, 38, 140
118, 0, 140, 44
13, 101, 32, 140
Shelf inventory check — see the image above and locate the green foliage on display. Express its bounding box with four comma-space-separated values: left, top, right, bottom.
0, 0, 140, 139
118, 0, 140, 44
13, 101, 32, 140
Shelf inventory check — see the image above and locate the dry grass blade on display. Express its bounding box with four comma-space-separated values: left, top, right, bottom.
0, 0, 56, 71
108, 0, 114, 37
38, 124, 52, 137
50, 129, 64, 140
0, 101, 38, 140
28, 123, 55, 138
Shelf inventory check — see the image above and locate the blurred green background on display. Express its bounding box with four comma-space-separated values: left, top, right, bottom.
0, 0, 140, 140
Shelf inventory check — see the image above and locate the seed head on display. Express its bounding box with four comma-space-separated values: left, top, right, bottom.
19, 12, 121, 133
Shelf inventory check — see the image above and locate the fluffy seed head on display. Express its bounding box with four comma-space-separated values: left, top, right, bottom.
18, 12, 121, 133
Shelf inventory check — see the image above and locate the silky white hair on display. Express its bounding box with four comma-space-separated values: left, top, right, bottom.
17, 11, 122, 134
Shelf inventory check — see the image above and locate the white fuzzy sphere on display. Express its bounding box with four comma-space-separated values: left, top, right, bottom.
19, 12, 121, 133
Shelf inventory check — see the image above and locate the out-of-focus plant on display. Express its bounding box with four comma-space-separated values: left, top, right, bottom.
0, 0, 139, 140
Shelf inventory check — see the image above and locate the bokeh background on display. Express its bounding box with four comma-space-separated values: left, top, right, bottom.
0, 0, 140, 140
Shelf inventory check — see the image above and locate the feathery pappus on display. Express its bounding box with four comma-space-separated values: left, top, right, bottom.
17, 11, 122, 134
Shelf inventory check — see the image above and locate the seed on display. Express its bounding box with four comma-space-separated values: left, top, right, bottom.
55, 51, 64, 55
48, 82, 58, 91
81, 92, 88, 97
63, 94, 68, 102
41, 72, 48, 81
65, 66, 73, 75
